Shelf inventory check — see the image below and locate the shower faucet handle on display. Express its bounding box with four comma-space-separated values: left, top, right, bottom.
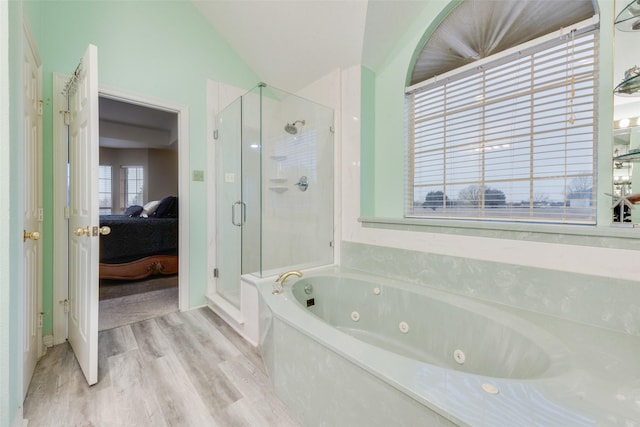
295, 176, 309, 192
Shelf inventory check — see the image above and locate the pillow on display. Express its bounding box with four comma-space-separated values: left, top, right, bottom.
124, 205, 143, 217
142, 200, 161, 216
152, 196, 178, 218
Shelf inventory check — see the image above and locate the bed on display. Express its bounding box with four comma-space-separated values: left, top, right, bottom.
99, 196, 178, 280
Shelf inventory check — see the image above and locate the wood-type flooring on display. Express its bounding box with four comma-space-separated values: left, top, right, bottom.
23, 307, 301, 427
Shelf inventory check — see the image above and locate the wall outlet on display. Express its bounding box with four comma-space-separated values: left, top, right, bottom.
192, 170, 204, 182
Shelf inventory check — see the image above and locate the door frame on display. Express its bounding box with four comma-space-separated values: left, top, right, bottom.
21, 15, 43, 393
52, 81, 190, 344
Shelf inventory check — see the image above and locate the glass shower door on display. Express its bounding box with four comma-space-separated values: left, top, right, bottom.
215, 90, 262, 309
216, 97, 242, 307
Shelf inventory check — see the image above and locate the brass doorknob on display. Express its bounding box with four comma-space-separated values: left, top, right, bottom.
23, 230, 41, 241
74, 226, 90, 237
99, 226, 111, 236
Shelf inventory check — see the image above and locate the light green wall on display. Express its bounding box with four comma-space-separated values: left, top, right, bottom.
366, 0, 618, 231
24, 0, 260, 336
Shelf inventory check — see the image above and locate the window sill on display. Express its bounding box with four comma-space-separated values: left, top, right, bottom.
358, 217, 640, 250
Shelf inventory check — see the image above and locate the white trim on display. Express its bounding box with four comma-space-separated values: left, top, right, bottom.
22, 16, 40, 70
12, 407, 24, 427
52, 83, 190, 341
0, 0, 11, 422
42, 335, 53, 348
206, 293, 243, 325
52, 73, 69, 345
98, 87, 190, 312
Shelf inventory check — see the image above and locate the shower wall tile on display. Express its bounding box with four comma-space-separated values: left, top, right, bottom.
341, 241, 640, 336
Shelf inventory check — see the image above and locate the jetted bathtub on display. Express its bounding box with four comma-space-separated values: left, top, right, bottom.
256, 267, 640, 426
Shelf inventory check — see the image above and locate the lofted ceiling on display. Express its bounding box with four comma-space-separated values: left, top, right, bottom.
99, 1, 431, 149
99, 97, 178, 150
191, 0, 431, 92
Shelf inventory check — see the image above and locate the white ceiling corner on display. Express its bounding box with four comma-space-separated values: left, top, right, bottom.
191, 0, 429, 92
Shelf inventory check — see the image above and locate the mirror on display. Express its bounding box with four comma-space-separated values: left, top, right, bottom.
612, 0, 640, 224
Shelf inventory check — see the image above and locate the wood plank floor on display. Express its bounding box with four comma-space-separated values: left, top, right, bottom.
23, 308, 301, 427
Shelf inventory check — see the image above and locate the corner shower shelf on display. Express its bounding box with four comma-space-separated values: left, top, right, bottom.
268, 186, 289, 193
614, 149, 640, 162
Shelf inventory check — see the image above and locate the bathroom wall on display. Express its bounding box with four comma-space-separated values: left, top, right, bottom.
24, 0, 259, 333
99, 147, 178, 214
296, 1, 640, 337
260, 91, 335, 274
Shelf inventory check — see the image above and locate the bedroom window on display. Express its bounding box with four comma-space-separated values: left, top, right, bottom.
121, 166, 144, 208
405, 0, 598, 225
98, 165, 112, 214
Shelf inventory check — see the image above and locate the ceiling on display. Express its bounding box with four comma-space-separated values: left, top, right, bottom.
99, 1, 430, 146
99, 97, 178, 150
191, 0, 431, 92
101, 1, 638, 142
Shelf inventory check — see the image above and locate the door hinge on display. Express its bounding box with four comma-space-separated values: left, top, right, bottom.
213, 268, 219, 278
60, 110, 70, 126
38, 312, 45, 328
38, 99, 49, 116
213, 129, 219, 140
60, 299, 69, 314
330, 125, 335, 133
38, 208, 44, 222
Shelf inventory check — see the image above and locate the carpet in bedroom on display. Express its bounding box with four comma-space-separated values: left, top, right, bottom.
99, 283, 179, 331
100, 275, 178, 300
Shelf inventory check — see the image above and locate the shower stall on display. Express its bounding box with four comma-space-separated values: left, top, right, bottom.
214, 83, 334, 309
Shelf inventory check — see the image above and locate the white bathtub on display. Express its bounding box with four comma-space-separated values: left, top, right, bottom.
256, 267, 640, 426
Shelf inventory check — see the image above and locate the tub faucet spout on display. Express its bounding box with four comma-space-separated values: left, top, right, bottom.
273, 270, 302, 295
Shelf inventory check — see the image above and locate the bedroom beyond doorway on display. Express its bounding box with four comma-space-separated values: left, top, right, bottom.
97, 96, 180, 330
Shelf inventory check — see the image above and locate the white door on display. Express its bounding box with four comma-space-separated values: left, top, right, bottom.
22, 28, 42, 398
67, 44, 100, 385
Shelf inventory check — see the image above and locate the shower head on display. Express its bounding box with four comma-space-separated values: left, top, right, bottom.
284, 120, 305, 135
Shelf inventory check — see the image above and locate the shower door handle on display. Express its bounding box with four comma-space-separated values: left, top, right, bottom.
232, 201, 247, 226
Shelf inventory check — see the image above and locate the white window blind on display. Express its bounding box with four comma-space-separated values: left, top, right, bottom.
121, 166, 144, 208
406, 28, 598, 224
98, 165, 112, 215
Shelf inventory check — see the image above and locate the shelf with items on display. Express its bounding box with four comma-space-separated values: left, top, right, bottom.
613, 148, 640, 162
615, 0, 640, 32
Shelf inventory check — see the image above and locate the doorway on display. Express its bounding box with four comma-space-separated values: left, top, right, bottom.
51, 77, 190, 347
97, 96, 180, 331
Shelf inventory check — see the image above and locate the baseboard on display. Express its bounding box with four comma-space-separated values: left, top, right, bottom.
42, 335, 53, 348
205, 293, 243, 324
205, 295, 258, 347
12, 406, 24, 427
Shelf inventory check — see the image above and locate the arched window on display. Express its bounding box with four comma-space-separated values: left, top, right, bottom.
406, 0, 599, 224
